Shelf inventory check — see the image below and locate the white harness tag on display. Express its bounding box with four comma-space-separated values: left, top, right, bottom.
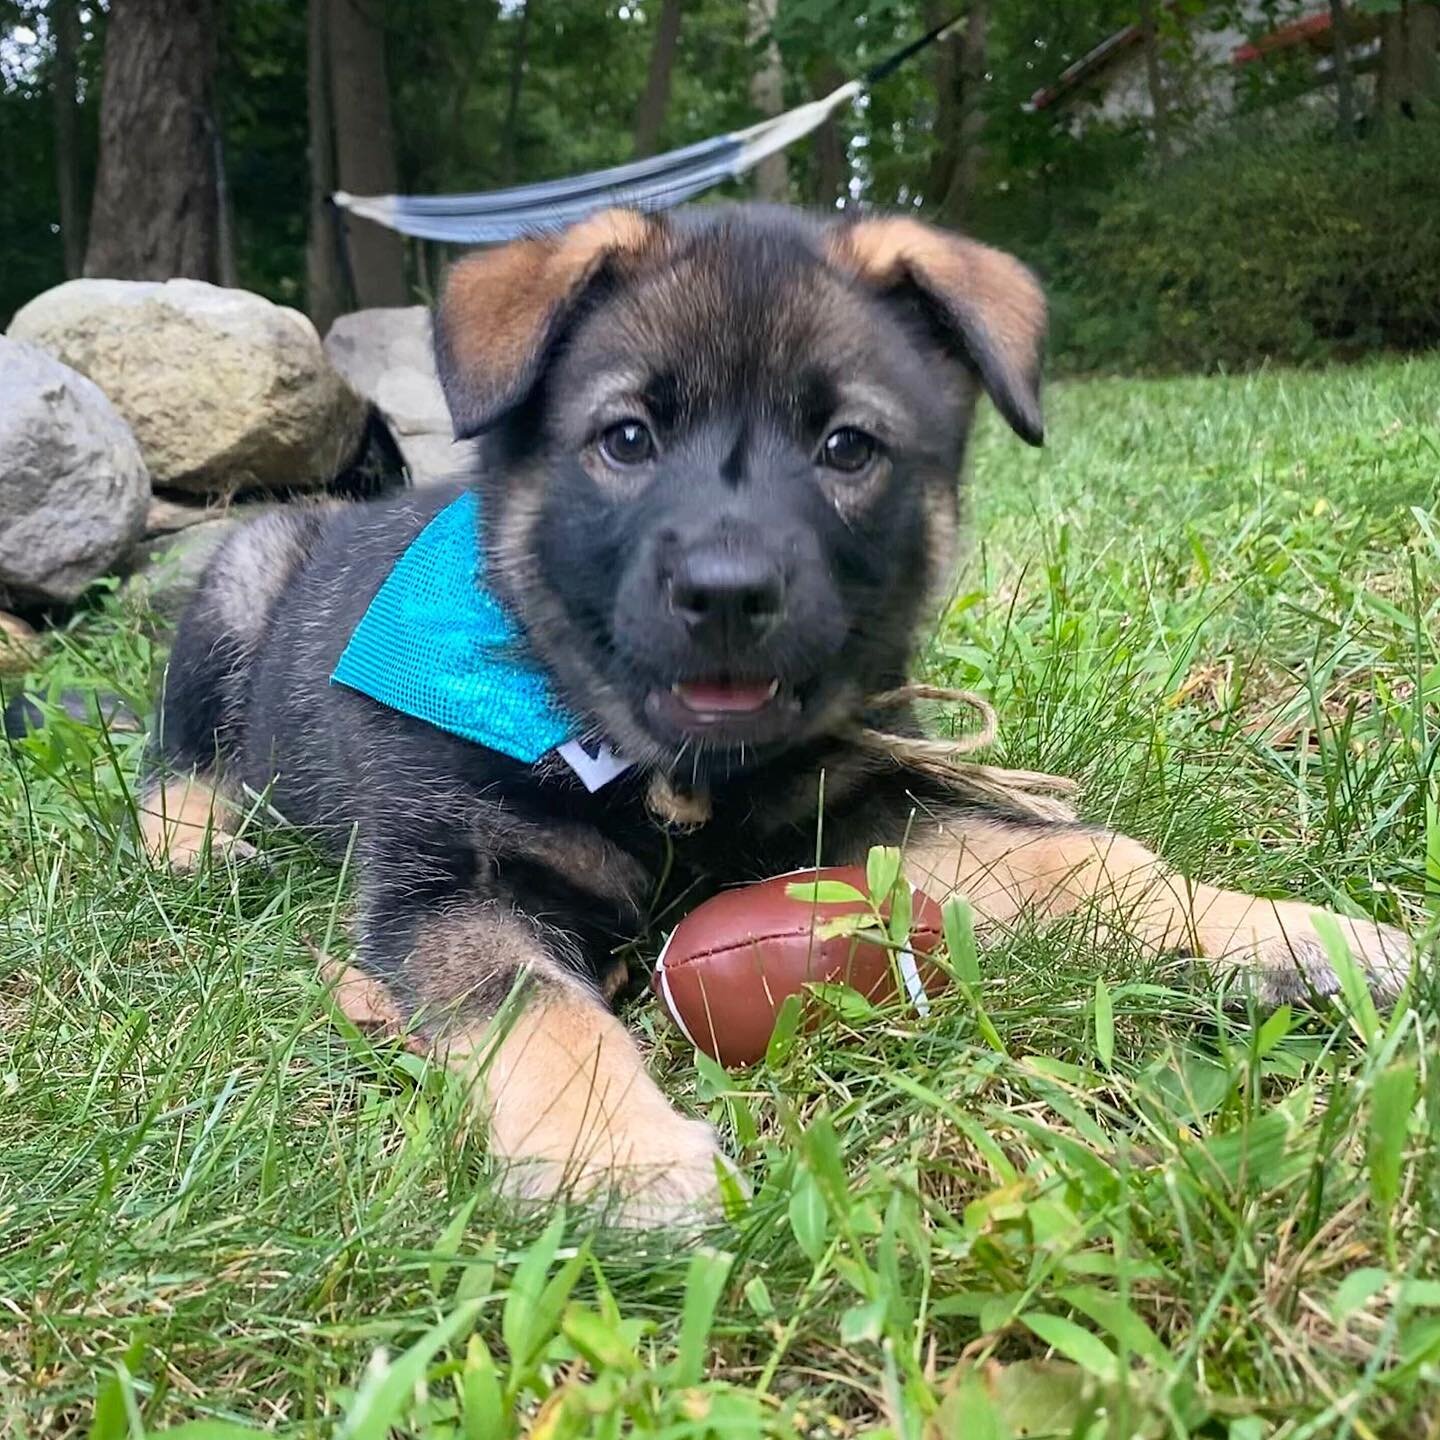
556, 738, 635, 793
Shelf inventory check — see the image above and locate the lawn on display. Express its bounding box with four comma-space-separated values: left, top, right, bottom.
2, 356, 1438, 1439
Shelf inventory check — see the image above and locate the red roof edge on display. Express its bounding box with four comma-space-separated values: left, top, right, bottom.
1232, 10, 1332, 64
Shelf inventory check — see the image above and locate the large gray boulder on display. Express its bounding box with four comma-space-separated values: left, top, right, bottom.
0, 337, 150, 604
9, 279, 369, 496
324, 306, 477, 487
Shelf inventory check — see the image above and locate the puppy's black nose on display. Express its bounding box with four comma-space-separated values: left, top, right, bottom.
669, 548, 785, 647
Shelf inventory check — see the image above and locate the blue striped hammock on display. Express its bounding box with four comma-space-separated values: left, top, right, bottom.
333, 79, 863, 245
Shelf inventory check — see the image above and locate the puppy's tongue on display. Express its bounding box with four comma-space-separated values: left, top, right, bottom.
673, 678, 778, 714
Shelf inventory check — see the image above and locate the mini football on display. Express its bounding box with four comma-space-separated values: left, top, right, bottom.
651, 865, 946, 1068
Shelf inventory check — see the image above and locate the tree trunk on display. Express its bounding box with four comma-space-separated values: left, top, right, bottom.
500, 0, 534, 181
748, 0, 788, 202
1328, 0, 1356, 139
632, 0, 682, 159
925, 1, 987, 229
1138, 0, 1172, 158
1378, 7, 1406, 115
1406, 2, 1440, 111
329, 0, 408, 308
306, 0, 346, 331
84, 0, 220, 281
214, 129, 238, 287
51, 0, 84, 277
1377, 2, 1439, 119
925, 1, 960, 204
808, 56, 848, 210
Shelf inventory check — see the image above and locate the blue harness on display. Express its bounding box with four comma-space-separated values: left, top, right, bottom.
331, 492, 631, 790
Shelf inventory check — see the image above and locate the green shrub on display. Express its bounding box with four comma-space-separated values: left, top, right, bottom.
1041, 120, 1440, 375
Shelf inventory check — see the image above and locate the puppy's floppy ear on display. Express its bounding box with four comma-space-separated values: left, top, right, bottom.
435, 209, 665, 438
826, 217, 1047, 446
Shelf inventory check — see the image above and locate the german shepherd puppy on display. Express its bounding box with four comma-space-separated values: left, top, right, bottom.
144, 206, 1411, 1226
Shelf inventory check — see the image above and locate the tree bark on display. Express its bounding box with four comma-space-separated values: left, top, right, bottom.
748, 0, 788, 202
1404, 2, 1440, 111
808, 56, 848, 210
1328, 0, 1356, 139
51, 0, 84, 277
632, 0, 682, 159
214, 129, 238, 288
329, 0, 408, 308
306, 0, 346, 331
500, 0, 534, 181
1138, 0, 1172, 159
1377, 2, 1439, 119
925, 1, 986, 229
84, 0, 220, 281
1378, 6, 1406, 116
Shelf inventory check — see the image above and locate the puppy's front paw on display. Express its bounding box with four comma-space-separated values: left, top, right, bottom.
139, 777, 255, 872
1200, 894, 1413, 1007
481, 994, 736, 1230
498, 1101, 732, 1230
157, 828, 258, 872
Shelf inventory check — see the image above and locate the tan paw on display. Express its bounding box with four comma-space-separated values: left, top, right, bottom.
155, 827, 258, 872
498, 1102, 732, 1230
139, 776, 255, 871
1199, 894, 1413, 1007
477, 990, 737, 1230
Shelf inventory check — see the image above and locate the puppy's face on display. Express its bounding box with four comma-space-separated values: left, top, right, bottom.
436, 208, 1045, 774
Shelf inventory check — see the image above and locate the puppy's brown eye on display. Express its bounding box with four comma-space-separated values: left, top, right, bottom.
598, 420, 655, 467
819, 427, 877, 474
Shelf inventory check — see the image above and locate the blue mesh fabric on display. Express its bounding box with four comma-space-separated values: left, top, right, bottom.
330, 491, 579, 763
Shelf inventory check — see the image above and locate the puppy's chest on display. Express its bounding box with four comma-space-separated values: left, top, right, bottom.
476, 772, 820, 934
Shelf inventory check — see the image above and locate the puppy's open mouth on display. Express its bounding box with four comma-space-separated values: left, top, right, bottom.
671, 677, 779, 715
645, 675, 798, 742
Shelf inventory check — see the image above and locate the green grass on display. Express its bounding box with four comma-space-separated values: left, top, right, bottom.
3, 356, 1439, 1439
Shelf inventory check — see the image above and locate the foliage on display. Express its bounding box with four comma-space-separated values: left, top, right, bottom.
4, 0, 1439, 376
0, 0, 102, 325
218, 0, 308, 306
0, 0, 1190, 323
3, 358, 1439, 1435
1042, 115, 1440, 375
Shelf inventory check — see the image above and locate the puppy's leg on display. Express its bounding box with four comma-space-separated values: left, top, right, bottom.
905, 815, 1413, 1004
388, 902, 728, 1228
139, 773, 254, 870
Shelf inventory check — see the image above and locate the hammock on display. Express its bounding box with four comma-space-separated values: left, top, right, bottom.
334, 82, 861, 244
332, 16, 957, 244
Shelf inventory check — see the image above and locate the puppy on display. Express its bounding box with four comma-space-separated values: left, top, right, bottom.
143, 206, 1412, 1226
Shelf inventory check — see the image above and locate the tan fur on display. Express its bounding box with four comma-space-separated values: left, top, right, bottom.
139, 774, 249, 869
384, 906, 723, 1227
826, 217, 1046, 441
446, 975, 726, 1228
828, 217, 1045, 375
921, 484, 963, 611
439, 209, 664, 432
905, 818, 1411, 998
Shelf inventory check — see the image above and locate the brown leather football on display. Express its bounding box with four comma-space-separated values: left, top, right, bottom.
651, 865, 946, 1068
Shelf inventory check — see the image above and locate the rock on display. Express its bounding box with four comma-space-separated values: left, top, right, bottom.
9, 279, 369, 496
0, 612, 39, 675
324, 306, 477, 487
122, 511, 255, 623
4, 687, 143, 740
0, 337, 150, 604
146, 495, 225, 536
